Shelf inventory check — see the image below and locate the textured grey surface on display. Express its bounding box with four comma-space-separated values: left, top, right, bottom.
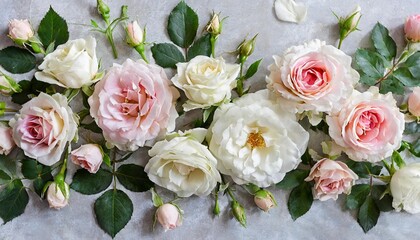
0, 0, 420, 239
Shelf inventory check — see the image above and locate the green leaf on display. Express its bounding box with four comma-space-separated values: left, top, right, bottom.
244, 59, 262, 79
402, 51, 420, 78
203, 105, 217, 123
186, 34, 212, 61
380, 76, 404, 95
391, 151, 405, 168
276, 169, 309, 190
167, 1, 199, 48
405, 121, 420, 134
371, 22, 397, 60
116, 164, 154, 192
300, 149, 312, 165
94, 189, 133, 238
408, 139, 420, 158
151, 43, 185, 69
38, 7, 69, 49
344, 160, 382, 178
0, 155, 17, 177
393, 68, 419, 87
359, 73, 377, 86
21, 159, 40, 179
355, 48, 387, 79
0, 179, 29, 223
345, 184, 370, 210
70, 169, 113, 195
0, 169, 11, 185
287, 181, 313, 220
11, 79, 50, 105
371, 185, 393, 212
358, 195, 380, 233
0, 47, 36, 74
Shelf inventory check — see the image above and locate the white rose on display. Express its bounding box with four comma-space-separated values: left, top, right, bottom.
390, 163, 420, 214
171, 56, 240, 111
145, 128, 221, 197
206, 90, 309, 187
266, 39, 358, 124
9, 93, 78, 166
35, 37, 99, 89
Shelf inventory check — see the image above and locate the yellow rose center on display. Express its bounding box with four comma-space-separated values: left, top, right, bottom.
246, 132, 266, 149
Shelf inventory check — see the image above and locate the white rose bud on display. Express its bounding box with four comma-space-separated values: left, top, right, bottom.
35, 37, 99, 89
390, 163, 420, 214
8, 19, 34, 44
126, 21, 144, 47
70, 144, 103, 174
156, 203, 182, 231
206, 13, 222, 35
0, 122, 15, 155
47, 182, 70, 210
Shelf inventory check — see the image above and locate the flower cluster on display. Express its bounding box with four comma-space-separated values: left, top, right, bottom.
0, 1, 419, 237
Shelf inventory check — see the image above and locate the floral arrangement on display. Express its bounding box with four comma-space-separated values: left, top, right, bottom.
0, 0, 419, 238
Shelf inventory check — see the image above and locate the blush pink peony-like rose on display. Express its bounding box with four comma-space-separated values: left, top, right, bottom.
408, 87, 420, 117
267, 39, 358, 124
89, 59, 179, 151
305, 158, 358, 201
405, 14, 420, 42
71, 144, 103, 173
9, 93, 78, 166
0, 122, 15, 155
326, 87, 405, 163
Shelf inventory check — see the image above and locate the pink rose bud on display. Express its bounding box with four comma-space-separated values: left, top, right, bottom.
405, 15, 420, 42
156, 203, 182, 231
8, 19, 34, 44
0, 122, 15, 155
408, 87, 420, 117
126, 21, 144, 47
254, 189, 277, 212
305, 158, 358, 201
47, 182, 70, 209
71, 144, 103, 174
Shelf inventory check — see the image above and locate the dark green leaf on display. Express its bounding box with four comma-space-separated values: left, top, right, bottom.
405, 121, 420, 134
409, 139, 420, 158
371, 22, 397, 60
393, 68, 419, 87
116, 164, 153, 192
186, 34, 212, 61
244, 59, 262, 79
345, 184, 370, 210
203, 106, 217, 123
70, 169, 112, 195
0, 155, 17, 177
0, 170, 11, 185
21, 159, 40, 179
11, 79, 50, 105
38, 7, 69, 49
358, 195, 380, 233
371, 185, 393, 212
301, 149, 312, 165
0, 179, 29, 223
359, 73, 377, 86
391, 151, 405, 168
344, 160, 382, 178
379, 76, 404, 95
355, 48, 386, 79
81, 121, 102, 134
310, 119, 329, 135
94, 189, 133, 238
287, 181, 313, 220
33, 171, 53, 198
402, 51, 420, 78
0, 47, 36, 74
276, 169, 309, 190
151, 43, 185, 69
167, 1, 198, 48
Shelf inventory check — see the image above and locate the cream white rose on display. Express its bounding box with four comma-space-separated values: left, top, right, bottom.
207, 90, 309, 187
9, 93, 78, 166
390, 163, 420, 214
145, 128, 221, 197
267, 39, 358, 124
171, 56, 240, 111
35, 37, 99, 89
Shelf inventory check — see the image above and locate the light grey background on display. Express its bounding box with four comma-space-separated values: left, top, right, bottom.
0, 0, 419, 239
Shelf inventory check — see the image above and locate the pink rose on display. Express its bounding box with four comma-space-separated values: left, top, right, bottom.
156, 203, 182, 231
267, 39, 358, 123
0, 122, 15, 155
405, 15, 420, 42
305, 158, 358, 201
9, 93, 78, 166
8, 19, 34, 42
89, 59, 179, 151
326, 87, 405, 162
408, 87, 420, 117
71, 144, 103, 173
